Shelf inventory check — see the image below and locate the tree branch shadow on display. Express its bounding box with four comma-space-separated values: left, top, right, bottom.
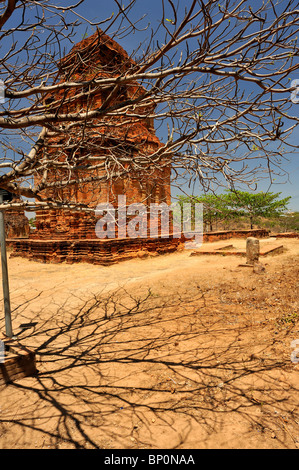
0, 281, 298, 449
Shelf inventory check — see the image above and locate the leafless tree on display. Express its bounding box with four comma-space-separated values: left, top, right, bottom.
0, 0, 298, 212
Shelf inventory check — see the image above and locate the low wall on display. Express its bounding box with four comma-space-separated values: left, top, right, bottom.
8, 229, 271, 265
9, 237, 184, 266
271, 232, 299, 239
202, 228, 270, 243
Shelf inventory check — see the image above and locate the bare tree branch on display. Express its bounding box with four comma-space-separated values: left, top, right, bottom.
0, 0, 298, 211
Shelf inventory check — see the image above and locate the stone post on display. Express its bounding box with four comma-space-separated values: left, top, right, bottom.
246, 237, 260, 265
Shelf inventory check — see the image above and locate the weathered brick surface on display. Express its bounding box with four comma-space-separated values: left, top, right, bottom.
202, 229, 269, 242
10, 229, 271, 265
0, 337, 37, 386
11, 237, 184, 265
272, 232, 299, 239
2, 193, 30, 239
4, 209, 30, 239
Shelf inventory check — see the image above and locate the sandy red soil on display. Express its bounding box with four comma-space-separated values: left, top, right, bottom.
0, 237, 298, 449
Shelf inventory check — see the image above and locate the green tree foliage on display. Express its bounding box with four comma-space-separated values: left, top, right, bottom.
278, 212, 299, 232
178, 191, 292, 231
225, 191, 291, 229
178, 194, 236, 232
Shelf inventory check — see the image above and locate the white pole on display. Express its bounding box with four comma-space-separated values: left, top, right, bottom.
0, 193, 13, 338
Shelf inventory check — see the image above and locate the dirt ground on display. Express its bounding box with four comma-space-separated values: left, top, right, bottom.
0, 237, 298, 449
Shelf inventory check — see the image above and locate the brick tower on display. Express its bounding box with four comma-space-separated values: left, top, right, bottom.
32, 30, 171, 241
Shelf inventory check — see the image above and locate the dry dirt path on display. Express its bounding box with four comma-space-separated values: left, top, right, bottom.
0, 237, 298, 449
